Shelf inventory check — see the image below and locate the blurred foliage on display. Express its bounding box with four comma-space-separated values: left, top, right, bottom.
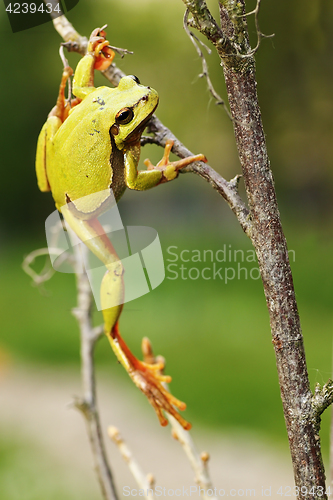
0, 0, 332, 235
0, 224, 331, 457
0, 431, 99, 499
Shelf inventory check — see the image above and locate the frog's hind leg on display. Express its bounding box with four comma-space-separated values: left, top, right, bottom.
36, 66, 79, 192
61, 210, 191, 430
101, 276, 191, 430
98, 229, 191, 430
49, 66, 81, 123
36, 116, 61, 192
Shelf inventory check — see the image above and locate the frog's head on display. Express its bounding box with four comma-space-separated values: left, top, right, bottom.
110, 75, 159, 148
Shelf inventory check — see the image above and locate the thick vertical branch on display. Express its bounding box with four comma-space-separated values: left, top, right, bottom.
222, 54, 325, 494
182, 0, 331, 497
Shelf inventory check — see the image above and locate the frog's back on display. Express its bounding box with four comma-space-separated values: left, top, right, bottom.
47, 87, 126, 212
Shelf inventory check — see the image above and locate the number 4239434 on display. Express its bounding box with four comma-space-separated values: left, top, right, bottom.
5, 3, 61, 14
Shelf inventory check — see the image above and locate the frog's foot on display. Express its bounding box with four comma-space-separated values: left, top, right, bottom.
112, 324, 191, 430
130, 356, 192, 429
88, 26, 115, 70
144, 139, 207, 183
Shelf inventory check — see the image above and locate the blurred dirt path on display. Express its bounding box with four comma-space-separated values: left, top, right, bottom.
0, 363, 294, 498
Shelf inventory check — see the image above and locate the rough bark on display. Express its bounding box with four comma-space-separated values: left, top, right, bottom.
182, 0, 332, 497
223, 58, 325, 496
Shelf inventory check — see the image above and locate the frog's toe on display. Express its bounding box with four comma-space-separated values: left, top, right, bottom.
143, 139, 207, 183
89, 26, 108, 44
129, 350, 191, 430
131, 365, 191, 429
94, 45, 115, 70
87, 27, 115, 70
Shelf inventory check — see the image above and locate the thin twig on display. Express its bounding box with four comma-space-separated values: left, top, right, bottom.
107, 45, 133, 58
239, 0, 275, 57
22, 226, 118, 498
183, 9, 232, 121
92, 324, 105, 343
108, 426, 155, 500
313, 380, 333, 419
22, 218, 75, 285
22, 248, 57, 285
146, 115, 252, 236
169, 417, 217, 500
142, 339, 216, 500
185, 0, 272, 62
23, 243, 118, 499
72, 243, 119, 500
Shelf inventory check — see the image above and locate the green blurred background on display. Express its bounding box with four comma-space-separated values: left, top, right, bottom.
0, 0, 332, 498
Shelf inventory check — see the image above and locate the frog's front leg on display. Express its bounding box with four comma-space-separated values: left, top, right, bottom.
61, 208, 191, 430
124, 140, 207, 191
73, 26, 115, 100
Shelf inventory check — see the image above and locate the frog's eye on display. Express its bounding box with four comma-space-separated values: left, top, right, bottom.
129, 75, 141, 85
115, 108, 134, 125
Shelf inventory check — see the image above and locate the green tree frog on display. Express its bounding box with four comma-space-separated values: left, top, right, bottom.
36, 27, 206, 430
